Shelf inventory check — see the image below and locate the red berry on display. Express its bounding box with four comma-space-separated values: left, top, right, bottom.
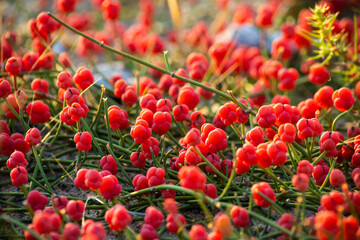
190, 111, 206, 129
173, 104, 189, 122
272, 95, 290, 105
68, 102, 86, 121
204, 153, 221, 174
66, 200, 85, 221
7, 151, 27, 169
57, 71, 73, 89
114, 79, 127, 98
31, 79, 49, 98
158, 75, 173, 92
218, 102, 238, 126
107, 105, 129, 130
27, 190, 48, 211
133, 174, 149, 191
267, 140, 287, 165
178, 166, 206, 190
53, 196, 68, 210
32, 210, 61, 235
205, 128, 227, 153
145, 206, 164, 229
81, 220, 106, 240
329, 169, 346, 187
236, 143, 258, 166
213, 213, 233, 237
0, 133, 15, 156
332, 87, 355, 112
189, 224, 208, 240
73, 67, 94, 91
102, 0, 121, 20
26, 101, 51, 124
5, 57, 22, 75
57, 0, 78, 13
10, 166, 28, 186
204, 183, 218, 199
152, 111, 172, 135
25, 128, 41, 146
178, 85, 200, 110
0, 78, 12, 98
85, 169, 102, 190
166, 213, 186, 233
130, 152, 146, 168
74, 131, 92, 151
99, 175, 121, 200
230, 206, 249, 227
255, 5, 274, 28
297, 98, 319, 119
61, 223, 80, 240
308, 63, 330, 85
292, 173, 309, 192
131, 119, 152, 144
271, 37, 292, 61
314, 86, 334, 109
278, 123, 296, 142
140, 224, 158, 240
251, 182, 276, 207
277, 68, 298, 91
319, 131, 342, 157
256, 105, 276, 128
141, 137, 160, 159
246, 126, 264, 146
297, 160, 314, 177
64, 87, 80, 106
147, 167, 165, 187
105, 204, 132, 231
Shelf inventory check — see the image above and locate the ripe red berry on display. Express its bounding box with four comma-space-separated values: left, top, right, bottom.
273, 103, 299, 126
218, 102, 238, 126
140, 94, 157, 113
272, 95, 290, 105
7, 151, 27, 169
190, 111, 206, 129
0, 78, 12, 98
184, 146, 202, 166
152, 111, 172, 135
147, 167, 165, 187
73, 67, 94, 90
141, 137, 160, 159
105, 204, 132, 231
0, 133, 15, 156
133, 174, 149, 191
308, 63, 330, 85
205, 153, 221, 174
84, 169, 102, 190
313, 164, 330, 186
205, 128, 227, 153
57, 0, 78, 13
298, 98, 319, 119
31, 79, 49, 98
178, 85, 200, 110
278, 123, 296, 142
256, 143, 272, 168
292, 173, 309, 192
68, 102, 86, 121
178, 166, 206, 190
53, 196, 68, 210
61, 223, 80, 240
107, 105, 129, 130
64, 87, 80, 106
319, 131, 342, 157
102, 0, 121, 20
57, 71, 73, 89
158, 75, 173, 92
256, 105, 276, 128
99, 175, 121, 200
66, 200, 85, 221
236, 143, 258, 166
32, 210, 61, 235
10, 166, 28, 186
130, 152, 146, 168
255, 5, 274, 28
246, 126, 264, 146
145, 206, 164, 229
189, 224, 208, 240
329, 169, 346, 187
166, 212, 186, 233
5, 57, 22, 75
267, 140, 287, 165
314, 86, 334, 109
271, 37, 292, 61
114, 78, 127, 98
26, 101, 51, 124
25, 127, 41, 146
297, 160, 314, 177
140, 224, 158, 240
251, 182, 276, 207
230, 206, 249, 227
130, 119, 152, 144
99, 155, 118, 174
74, 131, 92, 151
81, 220, 106, 240
314, 211, 340, 240
173, 104, 189, 122
332, 87, 355, 112
27, 190, 48, 211
213, 213, 234, 237
277, 68, 298, 91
